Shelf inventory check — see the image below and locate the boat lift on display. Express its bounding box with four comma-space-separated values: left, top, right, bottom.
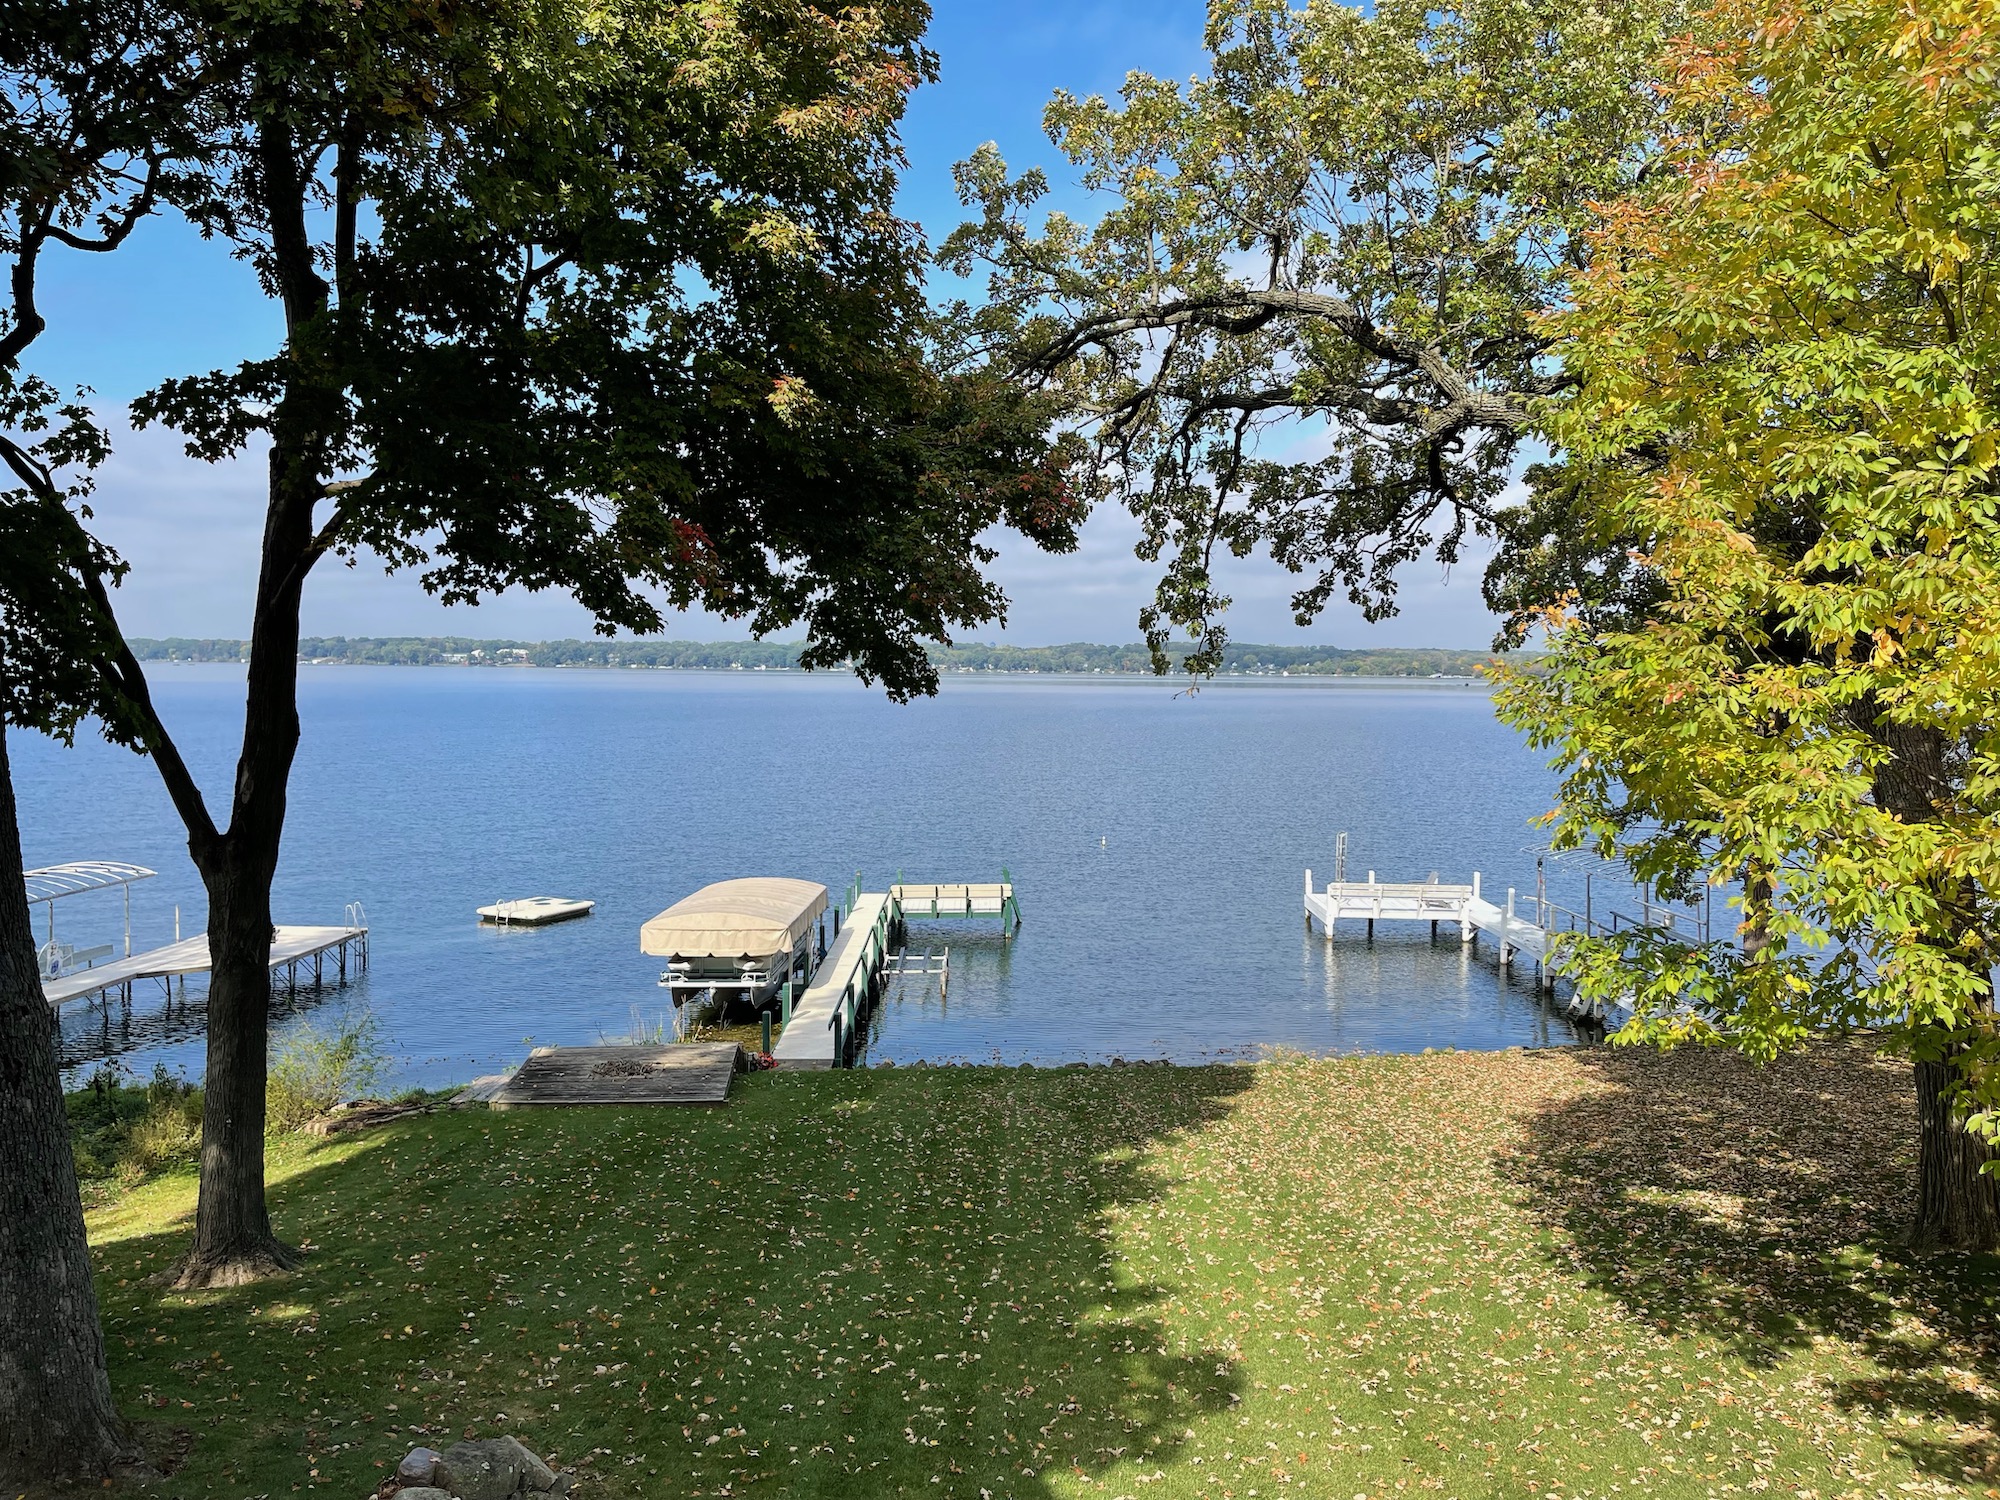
24, 861, 155, 981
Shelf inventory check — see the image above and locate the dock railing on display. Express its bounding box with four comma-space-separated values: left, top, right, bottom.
1306, 838, 1722, 1019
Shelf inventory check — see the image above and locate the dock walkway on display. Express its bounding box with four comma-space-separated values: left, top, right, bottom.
44, 922, 370, 1007
771, 892, 897, 1070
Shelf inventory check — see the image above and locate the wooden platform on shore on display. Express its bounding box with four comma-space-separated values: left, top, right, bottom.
489, 1043, 743, 1108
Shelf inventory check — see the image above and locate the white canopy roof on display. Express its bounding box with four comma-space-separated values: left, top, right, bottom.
639, 878, 828, 959
23, 861, 157, 904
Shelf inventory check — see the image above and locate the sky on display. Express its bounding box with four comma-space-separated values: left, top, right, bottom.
29, 1, 1506, 650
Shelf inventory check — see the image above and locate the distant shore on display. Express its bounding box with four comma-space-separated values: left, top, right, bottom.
127, 635, 1523, 680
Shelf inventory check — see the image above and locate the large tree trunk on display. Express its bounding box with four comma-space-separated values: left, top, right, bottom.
1911, 1043, 2000, 1253
175, 852, 297, 1288
170, 373, 317, 1290
1865, 712, 2000, 1250
0, 719, 142, 1483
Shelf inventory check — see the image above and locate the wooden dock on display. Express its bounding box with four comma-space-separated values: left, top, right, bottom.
771, 891, 897, 1070
489, 1043, 743, 1108
43, 922, 370, 1007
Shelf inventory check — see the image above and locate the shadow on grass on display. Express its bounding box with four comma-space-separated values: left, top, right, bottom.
1500, 1043, 2000, 1485
90, 1063, 1254, 1499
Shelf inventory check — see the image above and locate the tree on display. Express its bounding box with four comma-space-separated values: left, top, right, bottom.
0, 0, 221, 1477
0, 506, 144, 1483
30, 0, 1076, 1288
942, 0, 1682, 671
1495, 0, 2000, 1249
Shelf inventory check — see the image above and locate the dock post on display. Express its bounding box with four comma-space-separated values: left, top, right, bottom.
1503, 889, 1516, 966
832, 1010, 844, 1069
761, 1011, 772, 1054
1366, 871, 1376, 940
781, 980, 792, 1026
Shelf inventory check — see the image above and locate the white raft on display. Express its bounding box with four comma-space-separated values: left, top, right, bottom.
478, 897, 595, 927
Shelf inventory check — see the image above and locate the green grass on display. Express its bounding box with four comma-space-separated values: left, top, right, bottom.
84, 1047, 2000, 1500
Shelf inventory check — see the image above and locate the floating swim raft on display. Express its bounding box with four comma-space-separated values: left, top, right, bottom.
478, 897, 595, 926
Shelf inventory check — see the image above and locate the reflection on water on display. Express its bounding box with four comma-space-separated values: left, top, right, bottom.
55, 973, 362, 1079
18, 667, 1594, 1088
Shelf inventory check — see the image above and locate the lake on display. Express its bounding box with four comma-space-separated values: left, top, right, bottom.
12, 666, 1599, 1087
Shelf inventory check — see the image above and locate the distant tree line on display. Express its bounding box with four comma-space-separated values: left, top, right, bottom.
125, 636, 1512, 677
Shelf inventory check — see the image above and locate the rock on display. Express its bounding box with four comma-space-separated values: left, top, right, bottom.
502, 1435, 557, 1491
432, 1438, 526, 1500
394, 1490, 453, 1500
397, 1447, 441, 1486
545, 1476, 572, 1497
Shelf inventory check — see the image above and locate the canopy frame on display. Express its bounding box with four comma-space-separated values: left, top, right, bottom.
22, 860, 157, 959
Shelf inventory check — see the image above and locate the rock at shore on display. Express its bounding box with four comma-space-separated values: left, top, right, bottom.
402, 1433, 565, 1499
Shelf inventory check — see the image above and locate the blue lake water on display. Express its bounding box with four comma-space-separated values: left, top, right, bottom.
12, 666, 1602, 1087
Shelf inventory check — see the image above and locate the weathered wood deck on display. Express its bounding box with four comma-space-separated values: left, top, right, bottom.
488, 1043, 743, 1108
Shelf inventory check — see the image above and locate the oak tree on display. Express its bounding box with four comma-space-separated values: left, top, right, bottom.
13, 0, 1077, 1293
943, 0, 1681, 670
0, 0, 224, 1477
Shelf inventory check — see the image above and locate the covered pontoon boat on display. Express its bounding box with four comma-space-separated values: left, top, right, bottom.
641, 877, 828, 1011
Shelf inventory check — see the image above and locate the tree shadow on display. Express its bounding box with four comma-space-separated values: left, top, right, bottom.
1498, 1042, 2000, 1485
87, 1063, 1256, 1499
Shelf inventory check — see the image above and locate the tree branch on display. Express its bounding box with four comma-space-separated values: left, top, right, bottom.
42, 155, 162, 254
0, 434, 220, 856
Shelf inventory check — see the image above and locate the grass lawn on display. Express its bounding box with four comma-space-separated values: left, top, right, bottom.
83, 1046, 2000, 1500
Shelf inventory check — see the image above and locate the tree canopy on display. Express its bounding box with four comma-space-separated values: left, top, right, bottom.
1495, 0, 2000, 1247
125, 0, 1079, 710
0, 0, 221, 744
943, 0, 1682, 671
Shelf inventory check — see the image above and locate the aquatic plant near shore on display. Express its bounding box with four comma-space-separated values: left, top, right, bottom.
267, 1007, 387, 1133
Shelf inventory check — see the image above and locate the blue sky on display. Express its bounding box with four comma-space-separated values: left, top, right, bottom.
35, 1, 1505, 649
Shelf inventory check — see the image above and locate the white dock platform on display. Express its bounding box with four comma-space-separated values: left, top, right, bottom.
1305, 871, 1553, 976
772, 892, 896, 1070
891, 881, 1020, 931
44, 923, 369, 1006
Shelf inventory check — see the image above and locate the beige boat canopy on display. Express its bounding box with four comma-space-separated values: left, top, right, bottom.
639, 878, 829, 959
